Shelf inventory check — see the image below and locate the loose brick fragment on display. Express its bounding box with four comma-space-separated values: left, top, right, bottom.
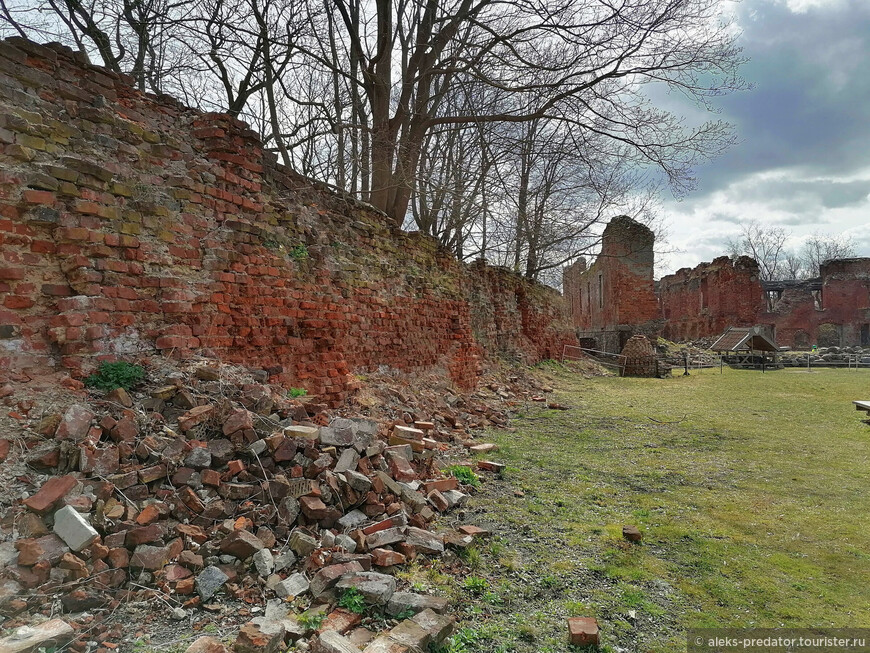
622, 525, 643, 542
371, 548, 406, 567
567, 617, 599, 647
52, 505, 98, 552
178, 405, 214, 431
24, 475, 78, 515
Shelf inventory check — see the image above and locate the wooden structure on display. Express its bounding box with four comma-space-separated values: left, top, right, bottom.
711, 326, 782, 370
854, 400, 870, 416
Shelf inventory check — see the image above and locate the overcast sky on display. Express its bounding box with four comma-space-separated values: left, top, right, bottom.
656, 0, 870, 276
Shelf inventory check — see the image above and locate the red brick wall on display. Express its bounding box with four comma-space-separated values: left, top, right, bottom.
0, 38, 576, 403
762, 259, 870, 347
657, 256, 870, 347
658, 256, 763, 342
562, 216, 660, 351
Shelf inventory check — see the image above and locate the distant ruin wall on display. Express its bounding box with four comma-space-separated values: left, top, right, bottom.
658, 256, 763, 342
563, 215, 870, 349
562, 216, 661, 352
761, 258, 870, 348
0, 37, 576, 403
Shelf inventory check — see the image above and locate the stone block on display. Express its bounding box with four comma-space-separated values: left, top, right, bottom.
365, 527, 405, 550
386, 592, 449, 616
233, 620, 284, 653
289, 530, 317, 556
335, 448, 360, 474
335, 571, 396, 605
130, 544, 169, 571
310, 561, 364, 596
274, 572, 310, 598
404, 528, 443, 555
55, 404, 94, 440
285, 425, 320, 440
622, 525, 643, 542
185, 636, 229, 653
388, 619, 430, 650
252, 548, 274, 576
338, 509, 368, 530
220, 530, 264, 559
52, 505, 98, 552
362, 637, 410, 653
310, 630, 361, 653
410, 609, 454, 644
196, 565, 229, 601
0, 619, 74, 653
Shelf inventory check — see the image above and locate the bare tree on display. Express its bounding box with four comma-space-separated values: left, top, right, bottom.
726, 221, 789, 281
317, 0, 744, 224
801, 232, 856, 277
783, 250, 806, 280
0, 0, 192, 92
2, 0, 747, 283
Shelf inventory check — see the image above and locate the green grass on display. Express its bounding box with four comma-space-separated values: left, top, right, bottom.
454, 367, 870, 652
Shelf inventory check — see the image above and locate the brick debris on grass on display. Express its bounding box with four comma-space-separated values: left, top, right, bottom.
0, 357, 559, 651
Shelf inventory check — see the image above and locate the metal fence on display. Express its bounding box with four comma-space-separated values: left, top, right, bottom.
562, 344, 628, 375
563, 345, 869, 376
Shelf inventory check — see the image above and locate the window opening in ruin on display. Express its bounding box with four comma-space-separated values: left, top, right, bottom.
862, 324, 870, 346
598, 274, 603, 308
812, 290, 823, 310
586, 282, 591, 314
765, 290, 781, 311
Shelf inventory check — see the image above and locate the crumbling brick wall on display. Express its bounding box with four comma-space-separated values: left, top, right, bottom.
563, 213, 870, 348
658, 256, 763, 342
562, 216, 660, 352
0, 38, 576, 404
657, 256, 870, 347
762, 258, 870, 348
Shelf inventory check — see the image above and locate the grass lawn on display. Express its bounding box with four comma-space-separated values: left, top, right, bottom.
435, 366, 870, 652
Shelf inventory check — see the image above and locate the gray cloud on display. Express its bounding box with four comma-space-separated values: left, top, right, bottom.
655, 0, 870, 275
691, 0, 870, 191
709, 211, 743, 224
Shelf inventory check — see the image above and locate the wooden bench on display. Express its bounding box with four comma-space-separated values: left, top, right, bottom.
854, 401, 870, 415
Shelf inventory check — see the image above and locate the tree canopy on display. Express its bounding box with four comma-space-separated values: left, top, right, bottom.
1, 0, 747, 281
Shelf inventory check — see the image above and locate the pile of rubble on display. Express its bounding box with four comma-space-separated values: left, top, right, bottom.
0, 360, 520, 652
781, 346, 870, 366
655, 339, 719, 368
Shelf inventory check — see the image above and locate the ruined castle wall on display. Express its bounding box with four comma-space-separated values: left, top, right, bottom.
561, 216, 660, 351
658, 256, 763, 342
658, 255, 870, 348
0, 38, 576, 403
762, 259, 870, 348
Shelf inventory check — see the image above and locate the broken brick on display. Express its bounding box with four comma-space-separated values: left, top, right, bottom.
567, 617, 599, 647
24, 475, 78, 515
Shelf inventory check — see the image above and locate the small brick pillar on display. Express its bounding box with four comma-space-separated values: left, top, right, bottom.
620, 334, 657, 377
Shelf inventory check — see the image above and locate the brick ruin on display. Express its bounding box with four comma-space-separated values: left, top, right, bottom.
761, 258, 870, 348
563, 217, 870, 351
0, 37, 577, 404
658, 255, 765, 342
562, 216, 662, 352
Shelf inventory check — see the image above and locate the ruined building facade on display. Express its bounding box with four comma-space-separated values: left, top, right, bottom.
563, 216, 662, 352
563, 217, 870, 350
